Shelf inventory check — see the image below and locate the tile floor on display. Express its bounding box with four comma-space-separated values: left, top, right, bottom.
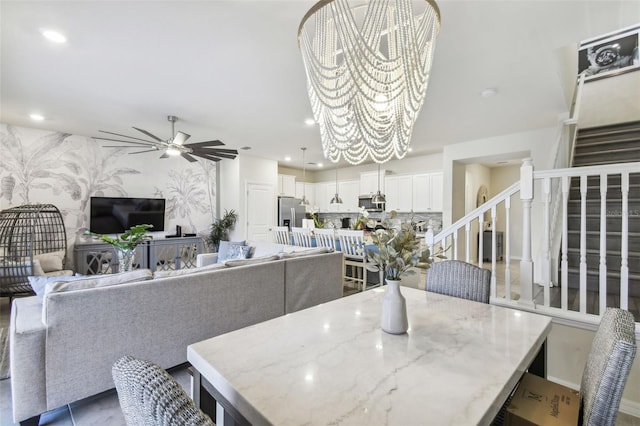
1, 269, 639, 425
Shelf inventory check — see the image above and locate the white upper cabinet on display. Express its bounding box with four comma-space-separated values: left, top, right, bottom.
385, 175, 413, 212
314, 182, 332, 213
360, 170, 385, 196
338, 179, 360, 212
412, 172, 443, 212
278, 174, 296, 196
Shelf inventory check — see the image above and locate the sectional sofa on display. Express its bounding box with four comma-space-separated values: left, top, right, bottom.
9, 241, 343, 424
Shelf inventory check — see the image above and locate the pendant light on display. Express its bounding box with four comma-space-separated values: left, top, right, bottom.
371, 163, 386, 205
330, 168, 343, 205
299, 147, 310, 206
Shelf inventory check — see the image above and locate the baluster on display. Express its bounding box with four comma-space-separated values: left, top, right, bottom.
542, 177, 551, 307
477, 215, 484, 266
579, 175, 587, 314
599, 174, 607, 314
505, 197, 511, 301
620, 172, 629, 310
561, 176, 569, 311
425, 225, 434, 262
490, 205, 497, 299
519, 158, 534, 306
465, 222, 471, 263
453, 230, 458, 261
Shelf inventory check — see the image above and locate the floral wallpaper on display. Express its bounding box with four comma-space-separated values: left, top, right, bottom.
0, 123, 217, 246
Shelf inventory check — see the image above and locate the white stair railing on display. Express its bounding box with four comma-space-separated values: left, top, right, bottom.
425, 159, 640, 328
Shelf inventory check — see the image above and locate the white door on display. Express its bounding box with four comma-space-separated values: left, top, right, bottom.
246, 183, 274, 242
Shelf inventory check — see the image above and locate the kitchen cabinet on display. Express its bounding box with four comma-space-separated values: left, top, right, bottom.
385, 175, 413, 212
338, 180, 360, 212
278, 174, 296, 196
413, 172, 443, 211
314, 182, 331, 212
360, 170, 385, 196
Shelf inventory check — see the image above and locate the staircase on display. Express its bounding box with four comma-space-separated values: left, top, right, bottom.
565, 120, 640, 299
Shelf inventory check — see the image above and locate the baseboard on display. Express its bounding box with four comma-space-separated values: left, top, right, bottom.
548, 375, 640, 418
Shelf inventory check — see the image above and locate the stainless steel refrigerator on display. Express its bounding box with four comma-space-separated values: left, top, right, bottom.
277, 196, 306, 230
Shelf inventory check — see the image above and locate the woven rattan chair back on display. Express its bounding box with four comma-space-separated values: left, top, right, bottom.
580, 308, 636, 426
112, 355, 214, 426
425, 260, 491, 304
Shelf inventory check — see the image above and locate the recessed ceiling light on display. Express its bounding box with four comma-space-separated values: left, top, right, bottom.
480, 88, 498, 98
304, 118, 315, 126
41, 29, 67, 44
317, 163, 323, 167
284, 156, 292, 162
407, 147, 413, 153
29, 113, 45, 121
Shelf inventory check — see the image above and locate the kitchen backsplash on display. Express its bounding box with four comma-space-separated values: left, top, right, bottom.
317, 211, 442, 232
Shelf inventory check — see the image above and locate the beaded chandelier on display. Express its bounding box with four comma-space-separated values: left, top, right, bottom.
298, 0, 441, 165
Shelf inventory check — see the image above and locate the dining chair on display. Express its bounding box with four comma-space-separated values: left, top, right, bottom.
272, 226, 291, 245
337, 229, 381, 291
291, 226, 314, 247
580, 307, 636, 426
425, 260, 491, 303
314, 228, 337, 250
112, 355, 214, 426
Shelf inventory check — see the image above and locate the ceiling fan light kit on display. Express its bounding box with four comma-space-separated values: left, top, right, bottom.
94, 115, 238, 163
298, 0, 441, 165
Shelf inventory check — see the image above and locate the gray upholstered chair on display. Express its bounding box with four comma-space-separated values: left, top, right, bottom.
425, 260, 491, 303
580, 307, 636, 426
112, 355, 214, 426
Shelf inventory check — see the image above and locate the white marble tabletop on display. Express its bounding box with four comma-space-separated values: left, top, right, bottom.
188, 287, 551, 426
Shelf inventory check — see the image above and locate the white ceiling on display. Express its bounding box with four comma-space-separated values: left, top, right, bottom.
1, 0, 639, 170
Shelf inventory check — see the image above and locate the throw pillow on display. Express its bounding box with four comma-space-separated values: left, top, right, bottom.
32, 259, 46, 276
28, 274, 85, 301
153, 262, 227, 279
224, 254, 280, 267
217, 240, 246, 263
35, 250, 65, 272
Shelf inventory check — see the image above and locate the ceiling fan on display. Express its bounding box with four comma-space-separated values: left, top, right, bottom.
94, 115, 238, 163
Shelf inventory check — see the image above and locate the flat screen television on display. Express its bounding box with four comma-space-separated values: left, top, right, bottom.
90, 197, 166, 234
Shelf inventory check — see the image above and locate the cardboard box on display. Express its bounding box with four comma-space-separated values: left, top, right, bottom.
505, 373, 580, 426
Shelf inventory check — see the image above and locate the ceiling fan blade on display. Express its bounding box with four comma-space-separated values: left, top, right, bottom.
189, 151, 222, 162
197, 148, 238, 155
180, 152, 198, 163
132, 127, 164, 142
185, 140, 224, 147
102, 145, 154, 148
193, 149, 238, 159
173, 131, 191, 145
94, 136, 155, 146
128, 149, 159, 154
98, 130, 156, 143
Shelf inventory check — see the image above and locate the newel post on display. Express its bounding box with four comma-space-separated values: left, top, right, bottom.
519, 158, 535, 307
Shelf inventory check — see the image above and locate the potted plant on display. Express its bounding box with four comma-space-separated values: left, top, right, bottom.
87, 224, 153, 272
206, 209, 239, 252
366, 212, 434, 334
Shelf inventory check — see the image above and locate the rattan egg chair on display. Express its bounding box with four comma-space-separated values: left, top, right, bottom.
0, 204, 68, 299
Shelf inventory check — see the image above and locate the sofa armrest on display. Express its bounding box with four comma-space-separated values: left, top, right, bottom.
10, 296, 48, 423
196, 253, 218, 267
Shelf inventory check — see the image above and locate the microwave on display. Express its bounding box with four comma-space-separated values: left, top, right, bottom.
358, 195, 385, 212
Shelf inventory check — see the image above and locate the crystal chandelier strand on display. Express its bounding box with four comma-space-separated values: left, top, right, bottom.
299, 0, 440, 165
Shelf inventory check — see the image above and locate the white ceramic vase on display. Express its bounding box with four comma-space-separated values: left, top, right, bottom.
116, 248, 135, 273
381, 279, 408, 334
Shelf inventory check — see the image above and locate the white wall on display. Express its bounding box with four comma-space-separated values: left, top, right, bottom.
491, 165, 523, 259
221, 153, 277, 241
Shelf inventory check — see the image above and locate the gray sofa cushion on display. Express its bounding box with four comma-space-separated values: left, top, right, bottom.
224, 255, 280, 267
153, 263, 226, 279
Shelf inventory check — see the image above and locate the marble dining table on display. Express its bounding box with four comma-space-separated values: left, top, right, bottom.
187, 287, 552, 426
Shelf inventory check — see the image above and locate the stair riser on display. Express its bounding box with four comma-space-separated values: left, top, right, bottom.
564, 272, 640, 296
567, 200, 640, 215
567, 234, 640, 252
573, 153, 640, 167
565, 253, 640, 274
568, 189, 640, 201
574, 138, 640, 154
567, 216, 640, 232
577, 121, 640, 138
